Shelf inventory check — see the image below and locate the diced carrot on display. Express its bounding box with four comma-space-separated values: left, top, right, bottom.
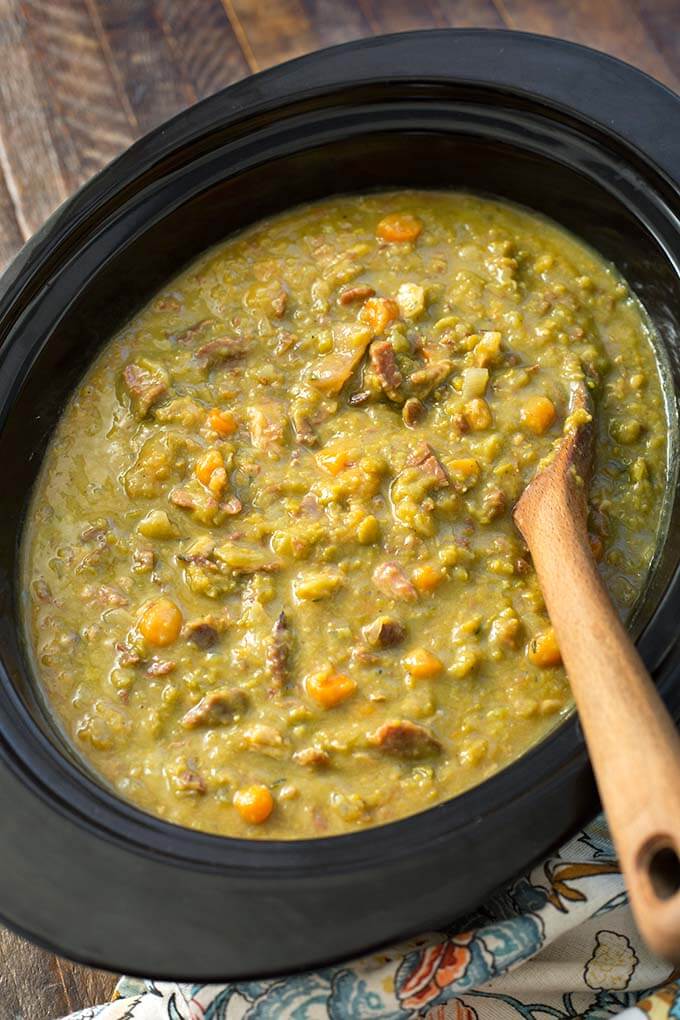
449, 458, 481, 491
412, 564, 445, 593
316, 446, 352, 476
589, 533, 604, 561
376, 213, 423, 244
521, 396, 556, 435
464, 398, 492, 431
138, 597, 183, 647
195, 448, 223, 486
527, 627, 562, 668
403, 648, 444, 679
306, 669, 357, 708
233, 785, 274, 824
359, 297, 400, 336
207, 408, 238, 436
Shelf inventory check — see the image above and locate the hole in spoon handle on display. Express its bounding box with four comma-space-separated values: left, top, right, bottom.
640, 837, 680, 901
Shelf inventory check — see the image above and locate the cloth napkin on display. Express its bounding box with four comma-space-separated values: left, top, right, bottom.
61, 814, 679, 1020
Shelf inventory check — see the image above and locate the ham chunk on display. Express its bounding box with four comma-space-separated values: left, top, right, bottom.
293, 747, 331, 767
372, 562, 417, 602
406, 442, 449, 489
338, 284, 375, 305
409, 359, 452, 398
370, 339, 403, 398
370, 720, 441, 759
196, 336, 246, 367
180, 689, 249, 729
308, 323, 372, 395
247, 401, 286, 452
266, 610, 292, 692
362, 615, 406, 648
123, 362, 168, 417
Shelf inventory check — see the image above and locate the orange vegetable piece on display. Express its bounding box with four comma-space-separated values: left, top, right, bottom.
376, 213, 423, 244
403, 648, 444, 679
412, 564, 445, 593
316, 446, 352, 476
521, 396, 556, 435
359, 297, 400, 336
233, 784, 274, 824
195, 448, 224, 485
306, 669, 357, 708
527, 627, 562, 668
138, 597, 183, 647
207, 408, 238, 436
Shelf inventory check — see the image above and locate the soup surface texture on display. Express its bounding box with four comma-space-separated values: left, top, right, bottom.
24, 192, 667, 838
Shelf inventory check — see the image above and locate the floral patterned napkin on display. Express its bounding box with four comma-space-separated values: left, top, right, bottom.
62, 815, 678, 1020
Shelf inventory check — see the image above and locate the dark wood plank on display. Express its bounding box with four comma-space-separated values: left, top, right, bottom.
496, 0, 680, 92
93, 0, 196, 133
225, 0, 371, 69
155, 0, 249, 99
0, 167, 23, 270
0, 0, 69, 237
19, 0, 138, 194
0, 928, 116, 1020
635, 0, 680, 93
358, 0, 503, 32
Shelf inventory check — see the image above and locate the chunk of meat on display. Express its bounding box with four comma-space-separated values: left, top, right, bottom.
80, 520, 109, 543
290, 405, 317, 446
409, 359, 453, 398
221, 496, 243, 516
244, 724, 283, 747
247, 401, 286, 452
115, 642, 142, 667
362, 615, 406, 648
293, 747, 331, 767
170, 319, 213, 345
271, 289, 287, 317
372, 562, 418, 602
338, 284, 375, 305
370, 720, 441, 759
479, 486, 507, 522
145, 659, 176, 677
370, 339, 403, 398
123, 363, 168, 417
402, 397, 425, 427
266, 610, 291, 693
196, 336, 247, 367
175, 768, 206, 794
406, 442, 449, 489
82, 584, 129, 608
169, 489, 196, 509
180, 689, 249, 729
183, 615, 225, 649
348, 390, 372, 406
132, 546, 155, 573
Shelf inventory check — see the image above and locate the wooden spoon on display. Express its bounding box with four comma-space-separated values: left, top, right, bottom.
514, 382, 680, 964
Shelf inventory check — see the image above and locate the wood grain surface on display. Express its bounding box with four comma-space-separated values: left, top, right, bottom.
0, 1, 676, 1017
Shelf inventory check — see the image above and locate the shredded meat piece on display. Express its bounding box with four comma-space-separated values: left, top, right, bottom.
362, 615, 406, 648
146, 659, 176, 677
271, 289, 287, 317
293, 747, 331, 767
170, 319, 213, 345
184, 622, 218, 650
180, 689, 249, 729
370, 720, 441, 759
82, 584, 129, 608
370, 340, 403, 397
132, 546, 155, 573
247, 401, 285, 451
406, 442, 449, 488
115, 642, 141, 667
196, 336, 246, 366
80, 520, 108, 543
221, 496, 243, 515
402, 397, 425, 427
480, 486, 507, 522
123, 363, 168, 417
452, 412, 470, 434
372, 562, 418, 602
169, 489, 197, 509
176, 769, 206, 794
266, 610, 291, 693
338, 284, 375, 305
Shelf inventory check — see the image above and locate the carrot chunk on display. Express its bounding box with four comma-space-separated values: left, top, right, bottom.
306, 669, 357, 708
195, 448, 224, 485
521, 396, 556, 435
376, 213, 423, 244
527, 627, 562, 667
207, 408, 238, 436
359, 297, 400, 336
411, 564, 445, 593
403, 648, 444, 679
138, 597, 183, 647
233, 785, 274, 824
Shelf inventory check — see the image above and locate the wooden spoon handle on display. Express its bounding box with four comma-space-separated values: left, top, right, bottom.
527, 504, 680, 964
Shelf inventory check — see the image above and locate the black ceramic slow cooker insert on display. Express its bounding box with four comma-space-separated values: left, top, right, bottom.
0, 30, 679, 980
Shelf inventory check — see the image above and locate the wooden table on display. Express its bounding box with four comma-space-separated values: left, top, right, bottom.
0, 1, 676, 1016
